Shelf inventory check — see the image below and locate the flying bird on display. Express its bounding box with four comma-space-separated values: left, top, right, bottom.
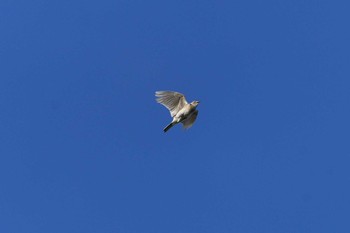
155, 91, 200, 132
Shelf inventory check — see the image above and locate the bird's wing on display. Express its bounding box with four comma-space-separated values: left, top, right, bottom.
155, 91, 188, 117
182, 110, 198, 129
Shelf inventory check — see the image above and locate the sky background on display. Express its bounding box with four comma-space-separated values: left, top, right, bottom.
1, 0, 350, 232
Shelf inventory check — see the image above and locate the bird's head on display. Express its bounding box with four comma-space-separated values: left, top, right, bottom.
191, 100, 200, 107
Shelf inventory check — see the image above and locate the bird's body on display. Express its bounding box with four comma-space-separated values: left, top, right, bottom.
155, 91, 200, 132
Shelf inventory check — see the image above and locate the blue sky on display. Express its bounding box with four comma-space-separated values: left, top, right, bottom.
1, 0, 349, 232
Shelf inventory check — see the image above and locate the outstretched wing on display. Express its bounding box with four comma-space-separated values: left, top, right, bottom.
182, 110, 198, 129
155, 91, 188, 117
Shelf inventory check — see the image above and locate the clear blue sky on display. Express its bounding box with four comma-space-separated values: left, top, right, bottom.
1, 0, 349, 232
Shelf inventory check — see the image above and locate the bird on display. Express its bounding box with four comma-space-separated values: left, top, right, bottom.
155, 91, 200, 132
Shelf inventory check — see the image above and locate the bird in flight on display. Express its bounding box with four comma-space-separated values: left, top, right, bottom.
155, 91, 200, 132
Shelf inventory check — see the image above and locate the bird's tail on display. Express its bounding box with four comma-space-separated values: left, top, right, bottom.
163, 122, 175, 133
